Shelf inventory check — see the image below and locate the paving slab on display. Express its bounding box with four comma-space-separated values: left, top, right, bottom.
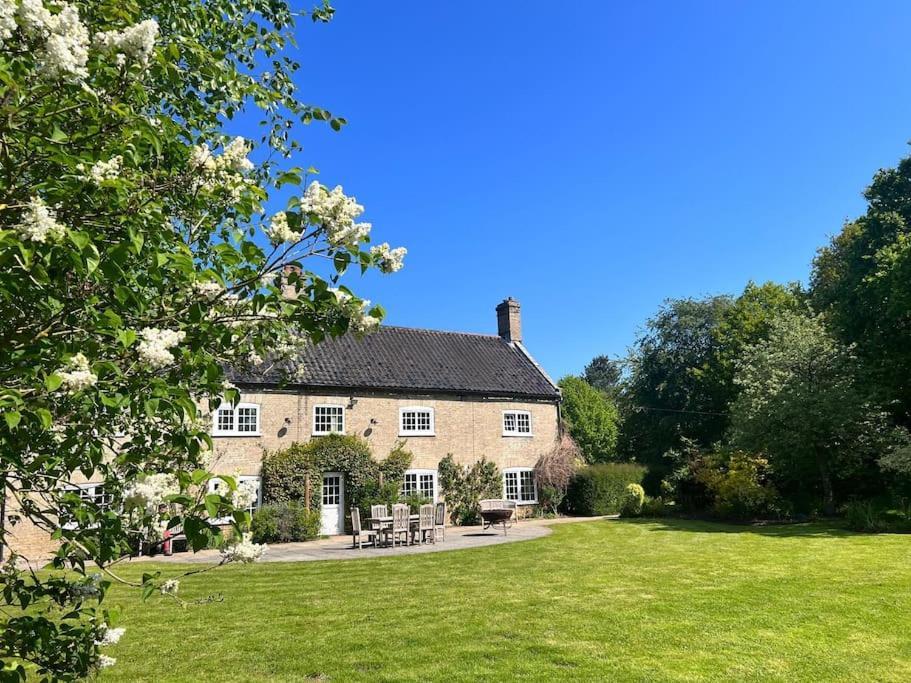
126, 516, 608, 564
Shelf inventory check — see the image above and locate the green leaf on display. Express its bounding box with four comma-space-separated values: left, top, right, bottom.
4, 411, 21, 429
45, 374, 63, 392
36, 408, 53, 429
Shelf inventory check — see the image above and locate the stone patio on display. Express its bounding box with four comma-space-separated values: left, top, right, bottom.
129, 516, 608, 564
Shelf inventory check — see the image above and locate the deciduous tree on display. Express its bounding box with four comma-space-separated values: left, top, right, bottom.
0, 0, 403, 677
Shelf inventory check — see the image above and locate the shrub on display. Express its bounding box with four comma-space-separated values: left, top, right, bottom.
251, 502, 321, 543
563, 463, 647, 516
402, 493, 432, 512
534, 434, 582, 515
695, 451, 782, 520
663, 444, 783, 520
841, 498, 911, 533
640, 495, 669, 517
261, 435, 411, 532
620, 483, 645, 517
438, 454, 501, 525
380, 440, 413, 483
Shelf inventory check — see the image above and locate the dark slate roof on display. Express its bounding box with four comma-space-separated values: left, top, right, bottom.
231, 326, 560, 400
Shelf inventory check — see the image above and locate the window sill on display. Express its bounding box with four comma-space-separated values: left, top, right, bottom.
502, 432, 534, 438
398, 432, 436, 437
212, 432, 261, 438
312, 431, 345, 437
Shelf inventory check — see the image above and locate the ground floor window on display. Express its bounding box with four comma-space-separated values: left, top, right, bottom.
208, 475, 261, 521
76, 483, 112, 508
503, 468, 537, 504
400, 469, 437, 501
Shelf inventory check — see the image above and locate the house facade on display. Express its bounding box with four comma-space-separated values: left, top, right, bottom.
213, 298, 561, 535
4, 298, 561, 560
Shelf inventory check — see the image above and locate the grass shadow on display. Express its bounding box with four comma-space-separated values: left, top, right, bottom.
615, 516, 857, 538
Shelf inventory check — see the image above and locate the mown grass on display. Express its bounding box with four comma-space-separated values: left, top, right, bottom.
99, 519, 911, 682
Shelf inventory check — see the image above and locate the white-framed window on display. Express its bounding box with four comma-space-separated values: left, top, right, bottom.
208, 475, 261, 523
76, 483, 112, 508
503, 467, 537, 504
313, 404, 345, 435
62, 483, 112, 529
212, 403, 261, 436
502, 410, 532, 436
400, 469, 437, 501
399, 407, 435, 436
322, 475, 342, 506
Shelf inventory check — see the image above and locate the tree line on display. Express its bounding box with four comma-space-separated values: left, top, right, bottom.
560, 150, 911, 522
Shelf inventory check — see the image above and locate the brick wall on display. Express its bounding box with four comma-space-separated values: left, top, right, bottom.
209, 388, 560, 476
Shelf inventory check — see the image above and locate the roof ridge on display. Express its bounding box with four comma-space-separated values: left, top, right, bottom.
379, 324, 503, 340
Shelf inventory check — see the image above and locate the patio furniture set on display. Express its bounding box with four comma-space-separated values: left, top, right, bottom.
350, 498, 521, 549
350, 502, 447, 549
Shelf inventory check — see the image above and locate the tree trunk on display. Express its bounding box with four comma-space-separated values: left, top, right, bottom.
815, 450, 835, 516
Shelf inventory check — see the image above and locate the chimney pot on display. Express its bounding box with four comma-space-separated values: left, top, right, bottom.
496, 297, 522, 343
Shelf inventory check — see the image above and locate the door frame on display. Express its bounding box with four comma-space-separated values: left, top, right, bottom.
320, 472, 345, 536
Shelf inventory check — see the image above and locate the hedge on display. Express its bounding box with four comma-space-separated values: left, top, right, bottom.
250, 502, 321, 543
564, 463, 648, 516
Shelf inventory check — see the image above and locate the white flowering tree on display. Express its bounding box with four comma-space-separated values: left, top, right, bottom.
0, 0, 404, 678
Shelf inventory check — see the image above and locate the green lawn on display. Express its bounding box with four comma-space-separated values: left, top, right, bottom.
100, 519, 911, 682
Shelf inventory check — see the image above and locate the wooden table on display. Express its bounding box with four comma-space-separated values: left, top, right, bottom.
367, 515, 419, 546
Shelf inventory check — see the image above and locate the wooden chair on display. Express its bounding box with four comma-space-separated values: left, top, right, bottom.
390, 503, 410, 547
370, 504, 388, 519
350, 507, 378, 549
434, 501, 446, 542
370, 504, 390, 545
417, 504, 435, 544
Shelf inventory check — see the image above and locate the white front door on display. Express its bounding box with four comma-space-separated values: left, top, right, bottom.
320, 472, 344, 536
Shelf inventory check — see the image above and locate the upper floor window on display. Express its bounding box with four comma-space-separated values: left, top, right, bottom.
399, 407, 435, 436
503, 468, 537, 504
400, 469, 437, 501
313, 404, 345, 435
212, 403, 260, 436
502, 410, 532, 436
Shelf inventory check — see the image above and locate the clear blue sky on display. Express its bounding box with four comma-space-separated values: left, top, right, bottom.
266, 1, 911, 379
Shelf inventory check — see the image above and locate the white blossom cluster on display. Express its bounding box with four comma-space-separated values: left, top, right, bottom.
94, 18, 158, 67
189, 137, 254, 201
0, 0, 15, 48
57, 352, 97, 392
369, 242, 407, 273
123, 472, 179, 514
137, 327, 185, 368
192, 280, 224, 299
299, 181, 371, 245
350, 300, 380, 333
17, 0, 89, 80
231, 478, 258, 510
14, 196, 66, 243
160, 578, 179, 595
97, 655, 116, 669
95, 624, 125, 647
84, 155, 123, 184
221, 533, 266, 564
265, 211, 300, 245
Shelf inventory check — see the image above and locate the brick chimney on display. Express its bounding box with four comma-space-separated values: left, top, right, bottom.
496, 297, 522, 343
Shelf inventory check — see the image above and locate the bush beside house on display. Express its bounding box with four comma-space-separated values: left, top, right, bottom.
563, 463, 648, 516
438, 455, 501, 525
251, 503, 321, 543
260, 436, 413, 535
